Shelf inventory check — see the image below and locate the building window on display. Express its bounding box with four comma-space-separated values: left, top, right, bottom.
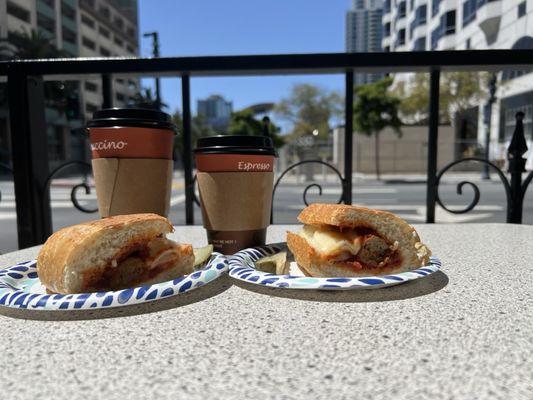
99, 6, 110, 19
40, 0, 55, 8
518, 1, 526, 18
116, 92, 125, 102
62, 26, 76, 44
100, 46, 111, 57
80, 0, 95, 8
99, 26, 110, 38
431, 27, 440, 49
37, 12, 55, 35
417, 5, 427, 24
398, 28, 406, 45
86, 102, 98, 114
384, 0, 391, 13
82, 36, 96, 50
463, 0, 476, 27
61, 1, 76, 20
114, 37, 123, 47
443, 10, 456, 35
85, 81, 98, 92
81, 14, 95, 28
466, 38, 471, 49
114, 17, 124, 30
399, 1, 407, 18
126, 45, 135, 53
413, 36, 426, 51
384, 22, 391, 37
127, 27, 136, 39
6, 1, 30, 22
432, 0, 441, 17
384, 45, 390, 52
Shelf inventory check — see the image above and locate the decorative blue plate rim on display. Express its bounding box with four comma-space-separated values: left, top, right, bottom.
0, 252, 228, 311
229, 245, 442, 290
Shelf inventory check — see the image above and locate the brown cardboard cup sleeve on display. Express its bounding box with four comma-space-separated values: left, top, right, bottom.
92, 158, 172, 217
197, 171, 273, 253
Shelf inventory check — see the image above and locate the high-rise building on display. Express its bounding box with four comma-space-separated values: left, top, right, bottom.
197, 95, 233, 132
78, 0, 139, 116
382, 0, 533, 162
0, 0, 140, 166
346, 0, 384, 85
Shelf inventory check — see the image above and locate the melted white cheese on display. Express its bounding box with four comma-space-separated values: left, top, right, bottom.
299, 225, 362, 256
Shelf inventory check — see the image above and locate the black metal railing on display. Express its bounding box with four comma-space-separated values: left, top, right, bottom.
0, 50, 532, 249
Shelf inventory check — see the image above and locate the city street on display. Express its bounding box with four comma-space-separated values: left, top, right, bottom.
0, 172, 531, 253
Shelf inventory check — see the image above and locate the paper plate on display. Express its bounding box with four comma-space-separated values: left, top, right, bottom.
229, 245, 441, 290
0, 253, 227, 311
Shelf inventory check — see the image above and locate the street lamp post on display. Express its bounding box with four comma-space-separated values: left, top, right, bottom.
143, 31, 161, 110
482, 73, 497, 180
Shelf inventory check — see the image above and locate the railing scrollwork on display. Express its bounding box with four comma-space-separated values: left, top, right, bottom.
271, 159, 345, 223
43, 161, 98, 214
435, 112, 531, 223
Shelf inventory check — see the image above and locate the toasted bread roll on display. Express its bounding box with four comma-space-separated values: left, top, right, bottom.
287, 204, 431, 277
37, 213, 194, 294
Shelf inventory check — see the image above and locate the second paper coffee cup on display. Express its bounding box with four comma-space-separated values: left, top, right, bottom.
87, 108, 176, 218
194, 135, 276, 254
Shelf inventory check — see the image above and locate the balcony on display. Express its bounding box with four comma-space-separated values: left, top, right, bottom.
476, 0, 502, 45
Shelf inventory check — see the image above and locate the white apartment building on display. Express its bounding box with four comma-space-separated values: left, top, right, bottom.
382, 0, 533, 163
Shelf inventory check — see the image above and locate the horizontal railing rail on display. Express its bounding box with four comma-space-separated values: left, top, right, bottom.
0, 50, 531, 249
2, 50, 533, 78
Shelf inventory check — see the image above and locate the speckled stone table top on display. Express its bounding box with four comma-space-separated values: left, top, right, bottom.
0, 224, 531, 400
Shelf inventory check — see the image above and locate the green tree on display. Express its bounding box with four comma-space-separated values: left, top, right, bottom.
395, 72, 487, 124
0, 30, 64, 60
354, 77, 402, 180
130, 87, 167, 110
0, 29, 77, 114
275, 83, 342, 140
227, 109, 284, 148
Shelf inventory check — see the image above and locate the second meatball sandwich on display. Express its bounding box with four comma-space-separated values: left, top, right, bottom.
287, 204, 431, 277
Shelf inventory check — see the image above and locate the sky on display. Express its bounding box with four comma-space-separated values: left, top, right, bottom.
138, 0, 351, 123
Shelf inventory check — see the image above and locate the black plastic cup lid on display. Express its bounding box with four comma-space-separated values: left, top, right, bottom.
194, 135, 276, 155
86, 108, 176, 131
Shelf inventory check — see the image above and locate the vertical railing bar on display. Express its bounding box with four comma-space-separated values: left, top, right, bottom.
344, 70, 354, 205
181, 74, 194, 225
426, 68, 441, 223
101, 73, 113, 108
8, 73, 52, 248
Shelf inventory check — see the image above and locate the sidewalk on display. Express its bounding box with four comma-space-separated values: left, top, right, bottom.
274, 171, 500, 185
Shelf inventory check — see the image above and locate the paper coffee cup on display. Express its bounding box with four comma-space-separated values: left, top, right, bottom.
195, 135, 276, 254
87, 108, 176, 218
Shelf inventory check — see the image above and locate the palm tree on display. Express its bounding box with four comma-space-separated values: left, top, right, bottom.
0, 30, 66, 60
0, 29, 77, 114
130, 87, 167, 110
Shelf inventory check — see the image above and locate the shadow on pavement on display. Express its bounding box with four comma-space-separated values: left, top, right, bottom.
0, 274, 233, 321
233, 270, 448, 303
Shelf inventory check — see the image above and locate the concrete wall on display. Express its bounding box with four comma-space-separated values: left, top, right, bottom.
333, 125, 456, 174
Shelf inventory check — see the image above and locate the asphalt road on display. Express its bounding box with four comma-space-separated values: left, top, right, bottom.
0, 174, 531, 253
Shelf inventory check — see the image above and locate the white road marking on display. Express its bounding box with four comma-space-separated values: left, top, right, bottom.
0, 212, 16, 220
0, 201, 92, 208
170, 195, 186, 206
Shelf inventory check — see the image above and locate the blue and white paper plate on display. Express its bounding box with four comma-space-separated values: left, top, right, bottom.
0, 253, 228, 311
229, 245, 441, 290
